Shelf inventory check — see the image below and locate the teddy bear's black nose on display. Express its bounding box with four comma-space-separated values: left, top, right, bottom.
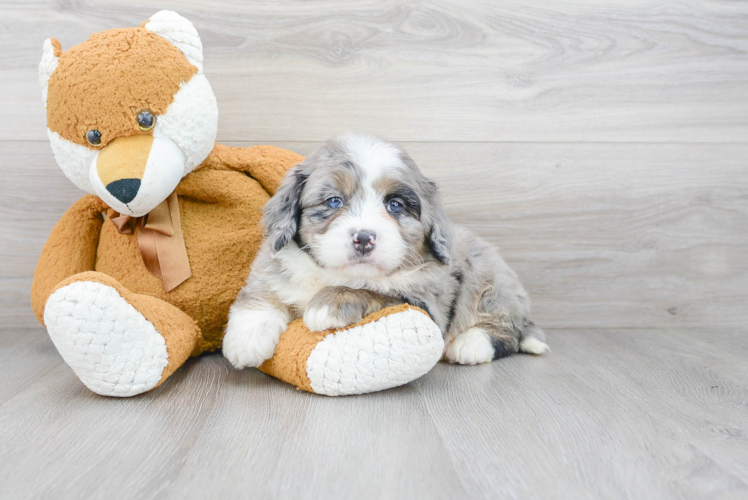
106, 178, 141, 204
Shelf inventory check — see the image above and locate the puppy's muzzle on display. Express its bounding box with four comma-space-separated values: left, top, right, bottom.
353, 230, 376, 255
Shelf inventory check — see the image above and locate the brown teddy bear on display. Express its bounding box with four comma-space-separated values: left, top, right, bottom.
32, 11, 443, 397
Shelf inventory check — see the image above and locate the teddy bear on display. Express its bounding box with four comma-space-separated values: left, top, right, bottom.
31, 10, 443, 397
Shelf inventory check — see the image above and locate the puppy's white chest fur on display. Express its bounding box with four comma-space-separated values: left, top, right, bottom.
271, 244, 429, 314
271, 247, 330, 310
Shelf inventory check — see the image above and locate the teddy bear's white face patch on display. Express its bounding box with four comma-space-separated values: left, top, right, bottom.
48, 129, 96, 193
152, 74, 218, 176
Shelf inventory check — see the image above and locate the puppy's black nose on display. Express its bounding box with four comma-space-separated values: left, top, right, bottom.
106, 178, 141, 204
353, 231, 376, 255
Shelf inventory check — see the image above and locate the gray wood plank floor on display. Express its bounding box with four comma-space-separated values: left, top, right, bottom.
1, 1, 746, 499
1, 327, 746, 500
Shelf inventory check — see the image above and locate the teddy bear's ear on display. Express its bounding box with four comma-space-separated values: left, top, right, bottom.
39, 38, 61, 108
145, 10, 204, 73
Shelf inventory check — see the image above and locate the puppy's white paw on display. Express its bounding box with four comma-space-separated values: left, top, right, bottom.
445, 328, 494, 365
222, 308, 288, 369
303, 305, 348, 332
520, 337, 550, 355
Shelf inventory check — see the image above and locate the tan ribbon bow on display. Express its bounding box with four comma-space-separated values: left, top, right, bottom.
107, 191, 192, 293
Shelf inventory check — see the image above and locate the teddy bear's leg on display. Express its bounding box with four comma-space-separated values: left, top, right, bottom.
42, 271, 200, 397
258, 304, 444, 396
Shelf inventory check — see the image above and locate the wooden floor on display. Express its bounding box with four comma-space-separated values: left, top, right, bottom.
2, 327, 747, 499
1, 1, 747, 499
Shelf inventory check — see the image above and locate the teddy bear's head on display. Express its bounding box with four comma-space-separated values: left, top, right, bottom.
39, 10, 218, 217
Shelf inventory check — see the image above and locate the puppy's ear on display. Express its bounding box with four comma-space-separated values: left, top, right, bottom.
429, 207, 453, 264
262, 165, 309, 252
399, 150, 454, 265
426, 179, 453, 265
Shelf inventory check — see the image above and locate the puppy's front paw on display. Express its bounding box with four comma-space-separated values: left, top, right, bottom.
223, 308, 288, 369
445, 328, 494, 365
303, 305, 352, 332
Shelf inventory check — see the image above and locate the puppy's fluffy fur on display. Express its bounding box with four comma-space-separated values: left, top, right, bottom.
223, 133, 548, 369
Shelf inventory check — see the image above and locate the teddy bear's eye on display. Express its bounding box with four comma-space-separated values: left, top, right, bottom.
85, 130, 102, 146
137, 110, 156, 131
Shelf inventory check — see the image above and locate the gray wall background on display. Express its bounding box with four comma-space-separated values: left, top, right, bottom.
2, 0, 746, 331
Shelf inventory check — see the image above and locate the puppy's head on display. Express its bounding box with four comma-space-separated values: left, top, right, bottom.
263, 133, 453, 277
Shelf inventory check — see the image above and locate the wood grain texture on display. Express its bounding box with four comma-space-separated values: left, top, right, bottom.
0, 327, 746, 500
4, 141, 746, 329
2, 0, 748, 142
1, 1, 747, 499
413, 328, 748, 500
0, 354, 231, 499
0, 327, 62, 406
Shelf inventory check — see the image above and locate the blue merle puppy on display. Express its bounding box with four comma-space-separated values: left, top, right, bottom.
222, 133, 548, 369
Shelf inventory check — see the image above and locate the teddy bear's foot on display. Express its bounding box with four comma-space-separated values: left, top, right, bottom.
259, 304, 444, 396
44, 280, 169, 397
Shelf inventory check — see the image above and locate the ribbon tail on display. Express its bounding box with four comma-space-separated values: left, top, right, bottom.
137, 226, 162, 280
159, 192, 192, 292
136, 192, 192, 293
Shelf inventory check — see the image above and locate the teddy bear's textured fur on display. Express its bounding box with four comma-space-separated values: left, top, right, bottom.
32, 11, 444, 397
45, 28, 198, 149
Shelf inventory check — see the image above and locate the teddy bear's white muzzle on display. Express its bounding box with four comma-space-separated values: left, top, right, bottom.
89, 135, 186, 217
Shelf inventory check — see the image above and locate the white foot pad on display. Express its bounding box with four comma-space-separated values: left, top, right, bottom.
43, 281, 168, 397
305, 308, 444, 396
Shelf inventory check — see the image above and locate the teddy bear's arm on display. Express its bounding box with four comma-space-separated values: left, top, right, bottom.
203, 144, 304, 195
31, 194, 107, 325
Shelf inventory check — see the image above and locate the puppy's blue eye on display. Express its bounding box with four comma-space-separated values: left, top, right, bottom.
327, 197, 343, 208
387, 199, 404, 213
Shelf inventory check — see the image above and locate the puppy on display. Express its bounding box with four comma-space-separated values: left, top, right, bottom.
223, 133, 548, 369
